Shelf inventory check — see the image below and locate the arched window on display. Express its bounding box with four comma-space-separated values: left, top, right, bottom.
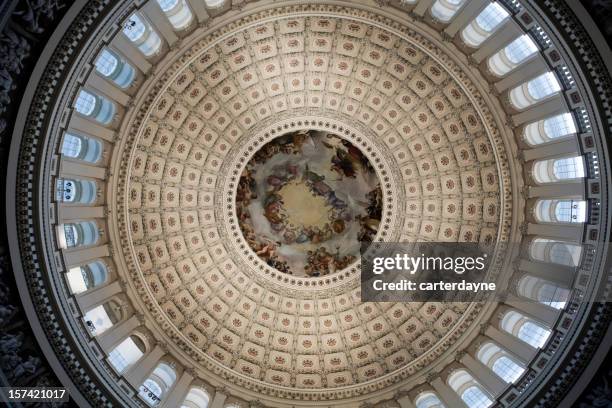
55, 178, 97, 204
139, 362, 177, 406
488, 34, 539, 76
74, 90, 116, 125
501, 310, 551, 348
517, 275, 571, 309
462, 2, 509, 47
108, 335, 146, 373
462, 386, 492, 408
524, 112, 577, 145
83, 300, 122, 335
66, 260, 109, 294
477, 342, 526, 383
157, 0, 194, 30
61, 133, 103, 163
431, 0, 466, 22
58, 221, 100, 249
123, 13, 162, 57
532, 156, 585, 184
448, 370, 492, 408
181, 387, 210, 408
95, 49, 136, 88
415, 392, 445, 408
534, 199, 587, 223
529, 238, 582, 267
510, 72, 562, 110
510, 72, 562, 109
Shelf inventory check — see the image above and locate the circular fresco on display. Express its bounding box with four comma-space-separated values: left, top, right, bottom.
236, 130, 382, 277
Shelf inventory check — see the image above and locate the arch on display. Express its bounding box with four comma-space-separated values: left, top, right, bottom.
523, 112, 577, 145
65, 260, 109, 294
83, 300, 123, 335
501, 310, 551, 348
533, 199, 587, 223
532, 155, 585, 184
139, 362, 178, 406
477, 342, 526, 383
123, 13, 162, 57
74, 90, 116, 125
529, 238, 582, 266
55, 178, 97, 204
488, 34, 539, 76
517, 275, 570, 309
461, 2, 510, 47
181, 387, 210, 408
61, 132, 103, 163
414, 391, 445, 408
431, 0, 466, 22
95, 48, 136, 88
58, 221, 100, 249
157, 0, 194, 30
108, 335, 146, 373
448, 370, 492, 408
510, 72, 562, 110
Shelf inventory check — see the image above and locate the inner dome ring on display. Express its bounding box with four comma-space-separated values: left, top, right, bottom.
220, 116, 401, 289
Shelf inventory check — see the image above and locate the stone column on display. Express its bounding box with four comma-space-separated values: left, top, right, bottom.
63, 244, 110, 266
96, 315, 140, 353
75, 280, 122, 311
506, 294, 560, 326
161, 370, 193, 408
518, 259, 575, 287
124, 344, 165, 388
523, 138, 581, 162
60, 160, 106, 180
513, 95, 567, 125
528, 183, 584, 199
413, 0, 435, 17
444, 0, 489, 37
58, 206, 105, 223
460, 354, 508, 396
472, 20, 523, 63
397, 394, 416, 408
209, 388, 228, 408
431, 377, 467, 408
494, 56, 548, 93
485, 326, 537, 364
526, 223, 583, 242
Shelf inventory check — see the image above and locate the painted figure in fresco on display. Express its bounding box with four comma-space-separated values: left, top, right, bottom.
236, 129, 382, 277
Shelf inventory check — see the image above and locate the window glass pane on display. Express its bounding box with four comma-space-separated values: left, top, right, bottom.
543, 113, 576, 139
95, 50, 119, 77
527, 72, 561, 100
461, 386, 492, 408
555, 200, 586, 223
416, 393, 445, 408
475, 2, 509, 32
64, 224, 78, 247
61, 134, 82, 157
109, 337, 144, 373
75, 91, 97, 116
518, 321, 550, 348
538, 283, 569, 309
83, 304, 114, 335
157, 0, 179, 11
505, 35, 538, 64
124, 14, 147, 42
492, 356, 525, 382
140, 379, 162, 406
553, 157, 584, 180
